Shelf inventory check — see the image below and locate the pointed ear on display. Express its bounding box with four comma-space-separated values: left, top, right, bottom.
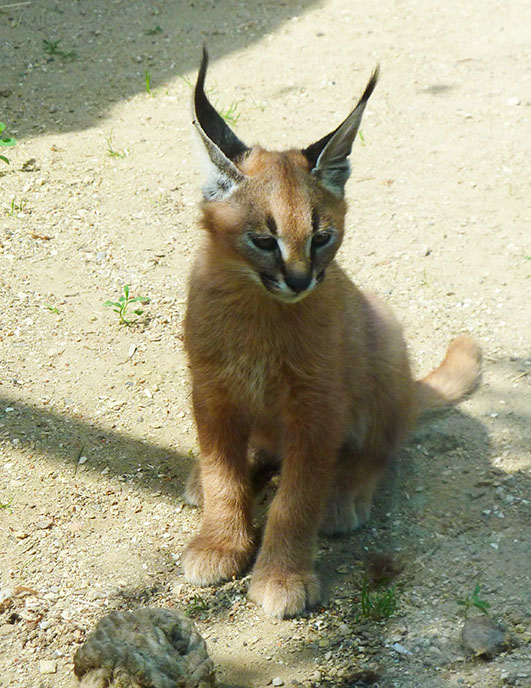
302, 67, 379, 197
193, 47, 249, 200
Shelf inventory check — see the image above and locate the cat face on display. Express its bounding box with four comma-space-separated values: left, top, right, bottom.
201, 148, 346, 303
193, 47, 377, 303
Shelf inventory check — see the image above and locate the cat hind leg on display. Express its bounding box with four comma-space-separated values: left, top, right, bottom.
320, 447, 385, 536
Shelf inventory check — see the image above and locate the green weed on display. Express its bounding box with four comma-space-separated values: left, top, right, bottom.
145, 25, 162, 35
185, 593, 209, 617
219, 100, 241, 126
179, 77, 241, 126
0, 497, 13, 512
104, 284, 150, 326
42, 39, 78, 60
106, 132, 128, 159
44, 304, 60, 315
144, 69, 152, 95
357, 577, 397, 621
6, 198, 27, 216
457, 584, 491, 618
0, 122, 16, 164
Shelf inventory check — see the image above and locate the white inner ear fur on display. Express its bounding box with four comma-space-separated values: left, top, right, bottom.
191, 119, 247, 200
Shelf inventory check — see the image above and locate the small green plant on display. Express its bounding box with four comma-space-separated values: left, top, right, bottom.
357, 577, 397, 621
144, 69, 152, 94
104, 284, 150, 325
106, 132, 128, 158
6, 198, 27, 216
219, 100, 241, 126
44, 304, 60, 315
0, 122, 16, 164
358, 130, 365, 145
42, 38, 78, 60
145, 25, 162, 35
185, 593, 209, 617
0, 497, 13, 512
179, 76, 241, 126
457, 584, 491, 618
43, 38, 61, 54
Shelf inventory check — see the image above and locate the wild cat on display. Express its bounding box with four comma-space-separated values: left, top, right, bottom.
181, 49, 481, 618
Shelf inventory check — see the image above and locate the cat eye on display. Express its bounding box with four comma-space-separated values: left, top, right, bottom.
312, 231, 332, 248
251, 235, 278, 252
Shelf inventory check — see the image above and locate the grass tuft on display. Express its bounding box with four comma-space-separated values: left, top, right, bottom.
357, 577, 397, 621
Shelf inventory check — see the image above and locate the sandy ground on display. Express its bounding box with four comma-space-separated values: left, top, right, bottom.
0, 1, 530, 686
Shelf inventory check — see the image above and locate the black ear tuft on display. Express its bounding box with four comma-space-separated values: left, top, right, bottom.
192, 47, 250, 199
194, 47, 248, 162
302, 67, 379, 196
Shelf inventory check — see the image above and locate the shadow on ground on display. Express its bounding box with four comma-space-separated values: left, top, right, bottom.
1, 0, 319, 139
0, 393, 190, 495
318, 356, 530, 604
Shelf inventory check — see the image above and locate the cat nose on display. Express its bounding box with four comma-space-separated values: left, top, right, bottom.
284, 271, 312, 293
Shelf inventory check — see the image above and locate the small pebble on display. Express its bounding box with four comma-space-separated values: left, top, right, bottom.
391, 642, 411, 655
461, 616, 508, 657
507, 96, 521, 106
39, 660, 57, 674
272, 678, 284, 687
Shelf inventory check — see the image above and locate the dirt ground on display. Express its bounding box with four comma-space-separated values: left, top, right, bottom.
0, 1, 529, 686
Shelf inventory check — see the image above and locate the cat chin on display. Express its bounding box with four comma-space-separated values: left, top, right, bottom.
270, 289, 313, 304
261, 279, 319, 304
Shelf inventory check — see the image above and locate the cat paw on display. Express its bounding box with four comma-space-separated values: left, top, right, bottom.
183, 535, 254, 586
248, 568, 320, 618
320, 495, 371, 536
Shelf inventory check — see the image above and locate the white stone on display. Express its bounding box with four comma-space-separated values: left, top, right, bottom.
39, 660, 57, 674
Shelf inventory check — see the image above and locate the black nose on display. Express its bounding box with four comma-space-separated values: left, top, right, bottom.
284, 272, 312, 293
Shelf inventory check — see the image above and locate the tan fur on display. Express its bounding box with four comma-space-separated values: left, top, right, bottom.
417, 335, 482, 410
182, 87, 481, 618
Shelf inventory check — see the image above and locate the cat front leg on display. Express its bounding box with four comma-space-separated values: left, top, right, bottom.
248, 384, 344, 617
182, 386, 255, 585
183, 460, 203, 507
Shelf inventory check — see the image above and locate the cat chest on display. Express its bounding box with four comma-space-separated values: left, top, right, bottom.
213, 346, 280, 411
186, 299, 323, 412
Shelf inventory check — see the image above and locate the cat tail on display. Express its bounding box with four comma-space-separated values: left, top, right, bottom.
416, 336, 482, 412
